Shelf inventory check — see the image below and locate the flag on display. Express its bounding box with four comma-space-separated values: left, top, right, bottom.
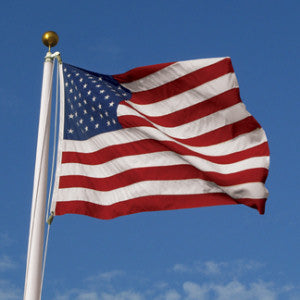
51, 57, 270, 220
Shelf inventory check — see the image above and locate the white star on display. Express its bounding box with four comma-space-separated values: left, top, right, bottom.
85, 126, 88, 131
100, 114, 103, 119
79, 119, 83, 124
69, 88, 73, 93
68, 114, 74, 119
67, 74, 71, 78
78, 103, 82, 107
75, 73, 80, 76
105, 111, 109, 117
83, 83, 87, 89
90, 116, 94, 122
87, 90, 91, 95
83, 109, 87, 114
106, 121, 111, 126
98, 104, 102, 109
83, 99, 87, 105
98, 77, 103, 81
68, 129, 74, 134
95, 123, 99, 129
92, 96, 96, 102
112, 119, 116, 124
99, 90, 105, 94
65, 82, 68, 87
79, 78, 83, 82
104, 95, 110, 100
109, 101, 114, 107
92, 107, 96, 111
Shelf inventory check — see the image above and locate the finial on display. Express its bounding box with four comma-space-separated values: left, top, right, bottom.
42, 31, 59, 52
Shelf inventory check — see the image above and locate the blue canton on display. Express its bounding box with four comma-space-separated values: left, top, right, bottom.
63, 63, 131, 140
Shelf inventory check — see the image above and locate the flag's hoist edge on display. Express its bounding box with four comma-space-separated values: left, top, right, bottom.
51, 57, 270, 220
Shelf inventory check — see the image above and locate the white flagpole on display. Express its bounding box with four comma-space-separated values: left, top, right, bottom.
24, 32, 59, 300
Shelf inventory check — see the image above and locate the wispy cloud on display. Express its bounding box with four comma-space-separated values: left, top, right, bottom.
0, 256, 17, 272
0, 280, 21, 300
86, 270, 125, 282
0, 233, 13, 249
52, 260, 299, 300
172, 259, 264, 277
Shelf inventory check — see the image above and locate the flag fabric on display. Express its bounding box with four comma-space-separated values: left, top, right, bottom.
51, 57, 270, 220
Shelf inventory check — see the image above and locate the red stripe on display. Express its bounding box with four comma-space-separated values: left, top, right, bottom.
113, 62, 174, 83
62, 139, 269, 166
59, 166, 268, 191
55, 195, 266, 220
121, 88, 241, 127
118, 115, 261, 147
129, 58, 233, 105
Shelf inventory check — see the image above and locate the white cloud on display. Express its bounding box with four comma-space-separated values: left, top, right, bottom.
210, 280, 276, 300
202, 261, 225, 276
183, 281, 208, 300
172, 259, 263, 277
0, 256, 17, 272
53, 261, 299, 300
0, 233, 13, 249
101, 290, 144, 300
76, 292, 98, 300
86, 270, 125, 282
173, 263, 191, 273
0, 280, 21, 300
154, 289, 181, 300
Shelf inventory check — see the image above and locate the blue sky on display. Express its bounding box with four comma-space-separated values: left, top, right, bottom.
0, 0, 299, 299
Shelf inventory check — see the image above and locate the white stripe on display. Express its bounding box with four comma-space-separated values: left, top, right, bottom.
126, 73, 239, 117
118, 102, 250, 139
61, 127, 268, 157
221, 182, 268, 200
55, 180, 267, 207
122, 57, 227, 92
60, 152, 269, 178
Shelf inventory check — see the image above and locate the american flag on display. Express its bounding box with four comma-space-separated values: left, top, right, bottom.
51, 57, 270, 219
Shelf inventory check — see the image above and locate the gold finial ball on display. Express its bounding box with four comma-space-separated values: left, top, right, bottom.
42, 31, 59, 48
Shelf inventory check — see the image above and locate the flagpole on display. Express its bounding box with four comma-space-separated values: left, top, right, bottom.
23, 32, 59, 300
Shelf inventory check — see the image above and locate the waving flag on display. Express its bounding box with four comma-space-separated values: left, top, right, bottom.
51, 57, 269, 220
